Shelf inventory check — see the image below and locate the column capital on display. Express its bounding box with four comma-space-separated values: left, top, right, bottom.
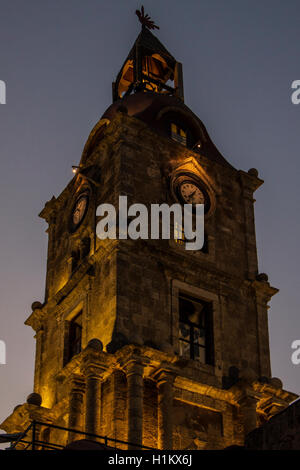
84, 365, 105, 380
67, 374, 85, 393
250, 279, 278, 304
122, 356, 149, 377
81, 359, 106, 379
153, 368, 176, 387
81, 342, 107, 379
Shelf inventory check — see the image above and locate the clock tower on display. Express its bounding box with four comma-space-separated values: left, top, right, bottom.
1, 11, 297, 450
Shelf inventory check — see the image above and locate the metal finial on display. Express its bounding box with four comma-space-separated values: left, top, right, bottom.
135, 6, 159, 30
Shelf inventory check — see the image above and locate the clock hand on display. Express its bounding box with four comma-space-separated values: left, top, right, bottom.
187, 190, 196, 202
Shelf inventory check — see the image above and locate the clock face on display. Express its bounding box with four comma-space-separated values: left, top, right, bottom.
72, 195, 88, 228
180, 182, 205, 205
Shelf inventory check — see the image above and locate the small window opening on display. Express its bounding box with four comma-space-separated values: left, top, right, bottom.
66, 312, 82, 363
171, 123, 187, 146
179, 294, 214, 364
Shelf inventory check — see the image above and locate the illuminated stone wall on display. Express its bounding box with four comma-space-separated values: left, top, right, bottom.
1, 111, 297, 450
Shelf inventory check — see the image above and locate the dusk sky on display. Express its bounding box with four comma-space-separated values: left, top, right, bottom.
0, 0, 299, 428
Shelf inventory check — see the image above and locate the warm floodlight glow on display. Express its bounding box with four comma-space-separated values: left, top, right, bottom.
72, 165, 80, 174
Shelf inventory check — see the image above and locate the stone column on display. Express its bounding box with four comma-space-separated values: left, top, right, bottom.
125, 359, 144, 449
156, 370, 175, 450
238, 171, 260, 280
67, 376, 85, 443
33, 327, 44, 394
84, 366, 103, 437
239, 395, 258, 436
253, 278, 277, 378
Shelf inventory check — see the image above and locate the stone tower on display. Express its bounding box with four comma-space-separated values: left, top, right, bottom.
1, 17, 297, 450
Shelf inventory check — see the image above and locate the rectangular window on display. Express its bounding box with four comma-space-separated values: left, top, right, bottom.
174, 221, 185, 246
66, 312, 82, 364
179, 294, 214, 364
171, 123, 187, 146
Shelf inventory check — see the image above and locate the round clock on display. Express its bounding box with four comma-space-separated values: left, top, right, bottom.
179, 181, 205, 205
172, 174, 211, 214
71, 194, 89, 230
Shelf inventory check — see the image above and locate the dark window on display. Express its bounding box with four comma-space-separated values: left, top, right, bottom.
179, 294, 214, 364
67, 312, 82, 363
162, 113, 197, 149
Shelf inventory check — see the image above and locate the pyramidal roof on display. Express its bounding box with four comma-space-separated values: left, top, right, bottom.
126, 26, 176, 66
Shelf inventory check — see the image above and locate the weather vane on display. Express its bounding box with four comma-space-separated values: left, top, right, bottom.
135, 6, 159, 30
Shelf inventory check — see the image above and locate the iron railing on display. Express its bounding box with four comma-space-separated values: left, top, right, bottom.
7, 420, 155, 451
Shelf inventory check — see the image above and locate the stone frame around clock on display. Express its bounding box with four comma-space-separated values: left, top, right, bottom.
168, 157, 217, 219
69, 191, 90, 233
172, 172, 211, 214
